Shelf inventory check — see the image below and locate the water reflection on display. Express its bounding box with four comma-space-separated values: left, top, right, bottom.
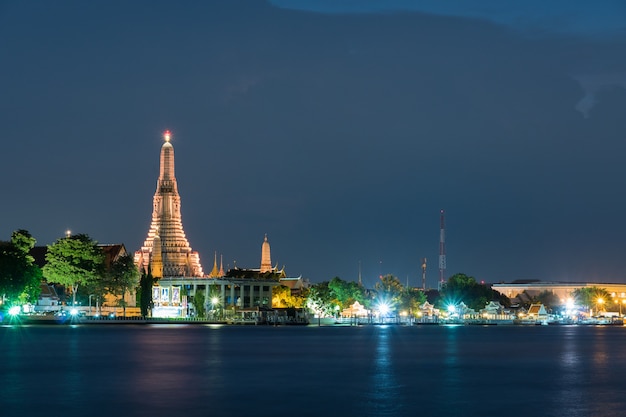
440, 325, 461, 415
366, 326, 402, 416
124, 328, 224, 410
554, 327, 586, 417
0, 327, 25, 410
61, 328, 86, 408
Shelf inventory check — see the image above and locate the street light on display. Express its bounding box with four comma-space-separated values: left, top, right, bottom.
211, 296, 219, 319
596, 297, 605, 317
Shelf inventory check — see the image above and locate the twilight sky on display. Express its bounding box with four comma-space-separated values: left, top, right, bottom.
1, 1, 626, 287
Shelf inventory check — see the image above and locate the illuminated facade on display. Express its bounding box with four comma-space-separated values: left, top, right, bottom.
135, 131, 204, 278
491, 281, 626, 303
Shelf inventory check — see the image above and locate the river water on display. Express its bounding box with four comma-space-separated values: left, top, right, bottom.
1, 323, 625, 417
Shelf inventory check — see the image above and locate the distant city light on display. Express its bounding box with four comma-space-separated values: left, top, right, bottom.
164, 130, 171, 142
8, 306, 20, 316
70, 308, 78, 316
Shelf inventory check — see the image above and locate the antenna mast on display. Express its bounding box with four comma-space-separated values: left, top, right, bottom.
421, 257, 427, 290
438, 209, 446, 290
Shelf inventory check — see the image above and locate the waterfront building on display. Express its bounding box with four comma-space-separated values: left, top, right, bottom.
340, 301, 370, 318
134, 130, 204, 279
491, 281, 626, 303
526, 303, 548, 320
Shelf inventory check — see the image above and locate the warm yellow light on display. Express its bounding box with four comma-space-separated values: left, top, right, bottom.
164, 130, 171, 142
598, 298, 604, 305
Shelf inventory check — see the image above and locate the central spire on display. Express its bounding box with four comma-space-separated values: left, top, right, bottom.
135, 130, 204, 278
260, 234, 272, 273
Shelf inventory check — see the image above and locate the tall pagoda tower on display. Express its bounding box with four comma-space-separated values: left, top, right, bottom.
260, 234, 272, 273
135, 130, 204, 278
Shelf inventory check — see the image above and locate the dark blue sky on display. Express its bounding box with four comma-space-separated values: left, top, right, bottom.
1, 1, 626, 287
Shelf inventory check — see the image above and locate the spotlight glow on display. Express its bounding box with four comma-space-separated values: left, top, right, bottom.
377, 302, 390, 316
8, 306, 20, 316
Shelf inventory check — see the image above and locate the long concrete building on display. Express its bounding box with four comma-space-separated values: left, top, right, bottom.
492, 281, 626, 303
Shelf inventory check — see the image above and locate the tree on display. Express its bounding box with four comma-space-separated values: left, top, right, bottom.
306, 281, 335, 317
138, 267, 156, 318
328, 277, 368, 309
43, 234, 105, 306
573, 286, 612, 314
439, 273, 508, 311
0, 230, 42, 306
272, 285, 306, 308
374, 274, 405, 312
398, 287, 427, 316
105, 253, 140, 317
193, 291, 206, 318
11, 229, 36, 254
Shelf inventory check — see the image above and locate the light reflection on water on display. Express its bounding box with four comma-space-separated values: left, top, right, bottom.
2, 325, 626, 417
366, 326, 402, 416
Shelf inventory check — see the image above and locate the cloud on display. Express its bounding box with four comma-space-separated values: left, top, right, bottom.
269, 0, 626, 37
572, 73, 626, 118
222, 74, 264, 101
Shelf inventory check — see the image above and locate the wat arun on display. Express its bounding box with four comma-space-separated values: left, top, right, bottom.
134, 130, 204, 278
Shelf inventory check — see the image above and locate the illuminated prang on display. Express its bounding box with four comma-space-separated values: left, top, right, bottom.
135, 130, 204, 278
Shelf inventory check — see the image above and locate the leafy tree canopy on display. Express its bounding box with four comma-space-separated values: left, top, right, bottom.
328, 276, 368, 309
43, 234, 105, 305
374, 274, 405, 309
439, 273, 509, 311
398, 287, 427, 315
272, 285, 306, 308
307, 281, 335, 317
102, 253, 140, 316
0, 229, 42, 305
138, 267, 156, 318
573, 287, 613, 310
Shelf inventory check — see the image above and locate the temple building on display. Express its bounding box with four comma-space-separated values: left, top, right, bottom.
132, 130, 307, 319
134, 130, 204, 278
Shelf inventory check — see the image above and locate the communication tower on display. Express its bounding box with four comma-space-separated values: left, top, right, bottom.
421, 257, 427, 290
438, 209, 446, 290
